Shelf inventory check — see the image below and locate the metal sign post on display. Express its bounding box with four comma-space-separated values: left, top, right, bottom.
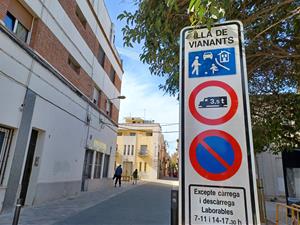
179, 21, 260, 225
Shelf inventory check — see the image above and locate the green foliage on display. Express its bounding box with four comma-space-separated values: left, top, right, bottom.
251, 94, 300, 153
118, 0, 300, 153
188, 0, 225, 28
118, 0, 189, 95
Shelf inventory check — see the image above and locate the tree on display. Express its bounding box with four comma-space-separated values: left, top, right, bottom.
118, 1, 300, 152
251, 94, 300, 153
169, 150, 179, 176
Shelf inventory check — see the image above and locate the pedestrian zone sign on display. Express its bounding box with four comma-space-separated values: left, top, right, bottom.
189, 47, 236, 77
179, 21, 261, 225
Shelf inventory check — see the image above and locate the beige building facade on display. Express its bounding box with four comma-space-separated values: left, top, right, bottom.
115, 117, 166, 180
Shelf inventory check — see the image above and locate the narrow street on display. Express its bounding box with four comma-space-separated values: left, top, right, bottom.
0, 181, 176, 225
54, 182, 172, 225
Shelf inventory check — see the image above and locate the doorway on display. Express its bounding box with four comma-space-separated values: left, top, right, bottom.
81, 149, 94, 191
19, 129, 38, 205
0, 126, 13, 185
123, 161, 133, 177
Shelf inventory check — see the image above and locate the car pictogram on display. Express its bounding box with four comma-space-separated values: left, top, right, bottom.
203, 52, 213, 60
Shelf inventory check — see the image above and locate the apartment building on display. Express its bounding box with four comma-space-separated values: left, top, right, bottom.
0, 0, 123, 212
115, 117, 167, 180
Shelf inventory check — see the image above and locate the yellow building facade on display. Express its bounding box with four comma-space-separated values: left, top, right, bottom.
115, 117, 166, 180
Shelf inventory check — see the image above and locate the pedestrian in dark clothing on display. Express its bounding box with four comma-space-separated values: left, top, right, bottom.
114, 165, 122, 187
132, 169, 138, 185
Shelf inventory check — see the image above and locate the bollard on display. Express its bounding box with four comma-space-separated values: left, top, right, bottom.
171, 189, 178, 225
12, 198, 23, 225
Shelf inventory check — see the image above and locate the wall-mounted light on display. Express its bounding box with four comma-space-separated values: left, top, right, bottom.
108, 95, 126, 101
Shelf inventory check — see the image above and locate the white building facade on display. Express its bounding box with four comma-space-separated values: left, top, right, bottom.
0, 0, 123, 212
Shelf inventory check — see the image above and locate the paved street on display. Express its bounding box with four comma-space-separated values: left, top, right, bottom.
0, 181, 175, 225
54, 182, 172, 225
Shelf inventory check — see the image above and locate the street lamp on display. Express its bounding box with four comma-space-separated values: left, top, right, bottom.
108, 95, 126, 100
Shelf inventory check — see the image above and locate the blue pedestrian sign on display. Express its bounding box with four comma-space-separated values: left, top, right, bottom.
188, 47, 236, 78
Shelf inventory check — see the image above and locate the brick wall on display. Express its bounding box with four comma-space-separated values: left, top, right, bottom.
58, 0, 97, 54
58, 0, 122, 94
97, 91, 119, 123
30, 19, 93, 98
114, 75, 121, 92
98, 91, 107, 112
111, 105, 119, 123
103, 56, 111, 76
0, 0, 10, 20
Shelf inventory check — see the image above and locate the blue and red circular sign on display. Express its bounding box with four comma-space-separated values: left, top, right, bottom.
188, 80, 238, 125
189, 130, 242, 181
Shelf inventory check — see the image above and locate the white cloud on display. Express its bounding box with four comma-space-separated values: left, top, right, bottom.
119, 71, 179, 154
116, 46, 140, 62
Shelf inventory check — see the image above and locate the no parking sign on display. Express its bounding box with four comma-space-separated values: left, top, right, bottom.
179, 21, 260, 225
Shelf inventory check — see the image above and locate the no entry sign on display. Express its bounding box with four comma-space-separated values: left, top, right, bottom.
179, 21, 260, 225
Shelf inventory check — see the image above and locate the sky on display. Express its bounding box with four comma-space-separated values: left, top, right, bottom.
104, 0, 179, 154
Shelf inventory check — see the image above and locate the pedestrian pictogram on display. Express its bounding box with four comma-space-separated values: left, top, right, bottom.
189, 129, 242, 181
189, 80, 238, 125
189, 47, 236, 78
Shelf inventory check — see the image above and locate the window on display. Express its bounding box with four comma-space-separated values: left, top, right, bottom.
140, 145, 148, 155
109, 66, 116, 83
0, 127, 13, 185
84, 150, 94, 179
68, 55, 80, 74
127, 145, 130, 155
116, 144, 118, 151
144, 162, 147, 172
123, 145, 126, 155
15, 21, 28, 42
4, 12, 15, 31
94, 152, 103, 179
97, 45, 105, 67
75, 5, 87, 28
106, 99, 112, 117
139, 162, 142, 172
131, 145, 134, 155
146, 132, 153, 136
129, 132, 136, 136
4, 12, 29, 42
93, 87, 100, 105
102, 154, 110, 178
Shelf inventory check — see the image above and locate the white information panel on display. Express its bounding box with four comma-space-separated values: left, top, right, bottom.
190, 185, 246, 225
179, 21, 260, 225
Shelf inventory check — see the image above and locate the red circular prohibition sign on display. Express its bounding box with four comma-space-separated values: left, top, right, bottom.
189, 80, 238, 125
189, 130, 242, 181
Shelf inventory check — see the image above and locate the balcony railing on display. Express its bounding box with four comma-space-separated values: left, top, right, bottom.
138, 150, 148, 156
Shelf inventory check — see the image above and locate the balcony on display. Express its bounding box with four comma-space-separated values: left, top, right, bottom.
138, 145, 148, 156
138, 150, 148, 157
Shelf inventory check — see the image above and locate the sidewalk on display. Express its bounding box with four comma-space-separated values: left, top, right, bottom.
143, 177, 179, 187
0, 180, 144, 225
266, 201, 277, 224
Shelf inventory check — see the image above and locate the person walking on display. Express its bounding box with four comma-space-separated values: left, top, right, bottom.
132, 169, 138, 185
114, 165, 122, 187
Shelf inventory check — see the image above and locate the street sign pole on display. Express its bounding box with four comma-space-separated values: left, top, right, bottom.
179, 21, 260, 225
